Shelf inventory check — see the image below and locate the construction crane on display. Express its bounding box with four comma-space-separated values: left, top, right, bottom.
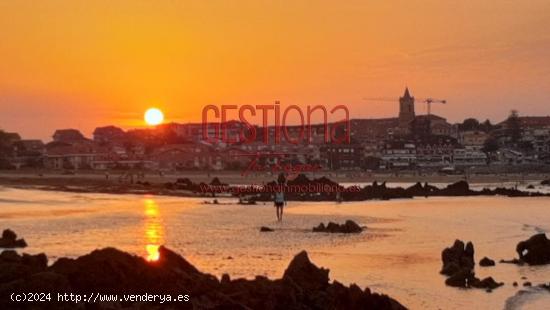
421, 98, 446, 115
363, 96, 447, 115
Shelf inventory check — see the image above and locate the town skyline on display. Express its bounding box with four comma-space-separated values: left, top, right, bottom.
2, 1, 550, 140
1, 93, 547, 142
3, 85, 549, 173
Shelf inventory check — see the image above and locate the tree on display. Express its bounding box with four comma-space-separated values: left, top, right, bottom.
480, 119, 494, 132
0, 130, 15, 156
506, 110, 522, 144
460, 118, 480, 131
482, 137, 499, 153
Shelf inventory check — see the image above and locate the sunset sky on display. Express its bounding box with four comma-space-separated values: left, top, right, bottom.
1, 1, 550, 140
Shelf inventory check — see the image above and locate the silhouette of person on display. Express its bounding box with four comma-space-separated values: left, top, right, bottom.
274, 188, 285, 221
274, 173, 287, 221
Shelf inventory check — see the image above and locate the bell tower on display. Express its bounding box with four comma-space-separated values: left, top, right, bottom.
399, 87, 415, 125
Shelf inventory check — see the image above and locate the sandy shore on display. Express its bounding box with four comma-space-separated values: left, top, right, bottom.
1, 170, 548, 185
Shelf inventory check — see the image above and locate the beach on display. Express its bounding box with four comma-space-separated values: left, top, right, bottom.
1, 186, 550, 309
1, 170, 549, 197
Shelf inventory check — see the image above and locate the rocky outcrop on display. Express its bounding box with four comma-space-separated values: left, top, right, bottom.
313, 220, 363, 234
0, 229, 27, 248
0, 246, 406, 309
440, 240, 475, 276
405, 182, 439, 197
440, 240, 503, 290
479, 257, 495, 267
499, 258, 522, 265
165, 176, 550, 201
437, 181, 472, 196
516, 233, 550, 265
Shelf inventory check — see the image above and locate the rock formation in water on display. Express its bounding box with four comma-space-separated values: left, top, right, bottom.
313, 220, 363, 233
479, 257, 495, 267
163, 175, 550, 201
516, 233, 550, 265
441, 240, 475, 277
440, 240, 503, 290
0, 229, 27, 248
0, 246, 406, 309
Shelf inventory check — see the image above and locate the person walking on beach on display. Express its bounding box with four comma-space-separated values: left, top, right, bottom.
274, 188, 286, 221
274, 173, 287, 221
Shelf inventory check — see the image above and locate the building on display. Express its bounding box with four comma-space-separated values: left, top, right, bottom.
452, 148, 487, 166
93, 126, 126, 144
350, 118, 399, 141
52, 129, 88, 144
149, 144, 223, 170
416, 142, 454, 168
381, 141, 416, 169
320, 144, 363, 170
518, 116, 550, 129
44, 143, 108, 170
411, 114, 453, 137
458, 130, 489, 150
398, 88, 415, 133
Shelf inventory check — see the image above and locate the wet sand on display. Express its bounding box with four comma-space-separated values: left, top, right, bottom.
1, 187, 550, 309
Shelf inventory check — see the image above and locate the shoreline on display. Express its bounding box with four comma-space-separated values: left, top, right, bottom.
0, 171, 549, 201
2, 170, 549, 185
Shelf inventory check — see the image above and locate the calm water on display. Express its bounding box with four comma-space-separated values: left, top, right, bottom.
1, 186, 550, 309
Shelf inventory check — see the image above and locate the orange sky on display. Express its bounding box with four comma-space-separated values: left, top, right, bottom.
1, 1, 550, 140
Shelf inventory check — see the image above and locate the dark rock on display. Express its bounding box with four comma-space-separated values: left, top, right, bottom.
523, 282, 532, 287
21, 253, 48, 273
439, 181, 471, 196
516, 233, 550, 265
0, 250, 21, 263
441, 240, 503, 291
2, 229, 16, 241
283, 251, 329, 292
445, 269, 476, 288
513, 282, 518, 287
14, 271, 71, 293
471, 277, 503, 290
527, 184, 535, 189
260, 226, 274, 232
220, 273, 230, 285
0, 246, 406, 310
479, 257, 495, 267
0, 251, 47, 285
209, 177, 226, 186
541, 179, 550, 186
405, 182, 438, 197
0, 229, 27, 248
440, 240, 475, 276
313, 220, 363, 234
499, 258, 522, 265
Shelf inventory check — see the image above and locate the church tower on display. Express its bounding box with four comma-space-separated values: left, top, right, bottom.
398, 87, 415, 126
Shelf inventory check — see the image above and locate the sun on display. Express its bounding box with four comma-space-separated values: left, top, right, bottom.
144, 108, 164, 126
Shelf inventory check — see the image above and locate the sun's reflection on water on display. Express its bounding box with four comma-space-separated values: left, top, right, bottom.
143, 198, 164, 261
